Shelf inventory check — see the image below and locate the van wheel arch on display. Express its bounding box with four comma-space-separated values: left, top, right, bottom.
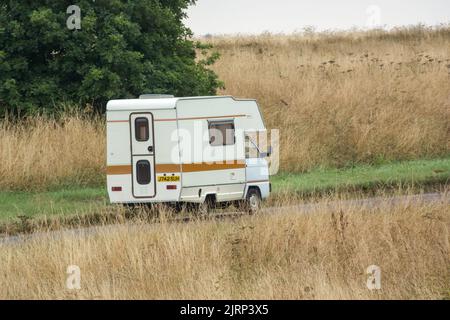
198, 193, 216, 214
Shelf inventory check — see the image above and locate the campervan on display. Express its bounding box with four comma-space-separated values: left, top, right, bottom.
106, 95, 271, 212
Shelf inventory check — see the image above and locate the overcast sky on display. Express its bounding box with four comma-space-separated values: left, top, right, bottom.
185, 0, 450, 35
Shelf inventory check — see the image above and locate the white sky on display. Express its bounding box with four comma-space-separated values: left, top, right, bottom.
185, 0, 450, 35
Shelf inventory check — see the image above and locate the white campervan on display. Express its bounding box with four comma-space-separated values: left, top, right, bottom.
106, 95, 271, 212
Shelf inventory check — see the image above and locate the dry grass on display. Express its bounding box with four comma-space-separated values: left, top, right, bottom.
0, 27, 449, 190
0, 113, 105, 190
0, 196, 448, 300
204, 26, 450, 171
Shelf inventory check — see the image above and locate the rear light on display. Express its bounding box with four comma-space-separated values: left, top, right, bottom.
112, 186, 122, 192
166, 185, 177, 190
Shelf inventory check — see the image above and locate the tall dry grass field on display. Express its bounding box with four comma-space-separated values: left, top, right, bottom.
204, 27, 450, 171
0, 196, 448, 299
0, 114, 105, 190
0, 27, 449, 190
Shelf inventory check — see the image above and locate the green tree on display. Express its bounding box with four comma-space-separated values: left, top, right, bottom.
0, 0, 221, 114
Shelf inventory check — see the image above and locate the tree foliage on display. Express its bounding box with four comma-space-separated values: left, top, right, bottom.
0, 0, 221, 114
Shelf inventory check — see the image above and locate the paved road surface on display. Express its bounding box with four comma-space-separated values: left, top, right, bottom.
1, 192, 448, 246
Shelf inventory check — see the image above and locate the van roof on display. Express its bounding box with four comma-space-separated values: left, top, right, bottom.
106, 95, 249, 111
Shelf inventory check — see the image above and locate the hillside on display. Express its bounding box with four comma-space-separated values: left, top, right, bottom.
203, 26, 450, 171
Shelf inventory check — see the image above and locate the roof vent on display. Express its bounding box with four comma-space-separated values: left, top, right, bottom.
139, 94, 175, 99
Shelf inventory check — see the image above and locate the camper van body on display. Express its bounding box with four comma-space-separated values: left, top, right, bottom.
106, 96, 270, 207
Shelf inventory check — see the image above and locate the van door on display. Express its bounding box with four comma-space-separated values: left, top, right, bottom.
130, 113, 156, 198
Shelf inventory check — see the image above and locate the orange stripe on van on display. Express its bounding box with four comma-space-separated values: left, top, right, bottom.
182, 161, 246, 173
106, 161, 245, 175
155, 164, 181, 173
106, 165, 132, 175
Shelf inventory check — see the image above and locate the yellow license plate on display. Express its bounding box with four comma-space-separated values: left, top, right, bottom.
157, 176, 180, 182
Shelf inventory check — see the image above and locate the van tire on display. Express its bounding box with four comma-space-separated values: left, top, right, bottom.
245, 188, 262, 213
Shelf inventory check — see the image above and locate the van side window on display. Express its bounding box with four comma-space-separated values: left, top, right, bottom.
136, 160, 151, 185
135, 117, 149, 142
208, 120, 235, 146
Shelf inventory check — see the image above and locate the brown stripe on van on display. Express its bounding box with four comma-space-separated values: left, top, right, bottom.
155, 164, 181, 173
106, 165, 132, 175
107, 161, 245, 175
182, 161, 246, 173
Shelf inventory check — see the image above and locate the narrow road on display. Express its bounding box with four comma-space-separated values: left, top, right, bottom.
1, 192, 448, 246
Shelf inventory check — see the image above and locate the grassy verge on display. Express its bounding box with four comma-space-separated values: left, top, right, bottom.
272, 157, 450, 194
0, 188, 106, 221
0, 158, 448, 224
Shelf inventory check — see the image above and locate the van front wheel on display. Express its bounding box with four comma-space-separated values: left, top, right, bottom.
245, 188, 262, 213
